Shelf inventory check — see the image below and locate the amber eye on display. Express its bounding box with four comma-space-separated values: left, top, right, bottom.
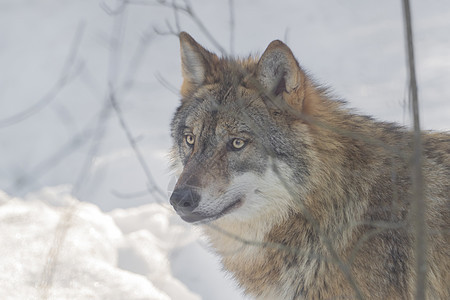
185, 134, 195, 146
230, 138, 246, 150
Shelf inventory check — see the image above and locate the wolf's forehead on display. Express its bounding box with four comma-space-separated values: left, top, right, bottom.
185, 103, 252, 135
184, 85, 256, 123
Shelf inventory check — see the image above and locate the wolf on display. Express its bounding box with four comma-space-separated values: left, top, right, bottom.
169, 32, 449, 299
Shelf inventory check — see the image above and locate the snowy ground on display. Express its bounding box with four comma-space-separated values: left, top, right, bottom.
0, 187, 200, 300
0, 0, 449, 299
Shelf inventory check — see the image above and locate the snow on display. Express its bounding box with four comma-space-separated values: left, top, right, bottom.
0, 0, 449, 299
0, 187, 198, 300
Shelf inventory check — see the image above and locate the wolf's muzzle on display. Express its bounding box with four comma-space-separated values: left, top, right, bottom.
170, 188, 202, 222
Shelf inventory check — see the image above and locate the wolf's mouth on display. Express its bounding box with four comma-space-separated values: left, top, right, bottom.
180, 198, 243, 224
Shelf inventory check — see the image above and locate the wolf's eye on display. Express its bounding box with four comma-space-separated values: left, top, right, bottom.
230, 138, 246, 151
185, 134, 195, 146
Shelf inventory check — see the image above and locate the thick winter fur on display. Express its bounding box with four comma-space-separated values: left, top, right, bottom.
169, 32, 449, 299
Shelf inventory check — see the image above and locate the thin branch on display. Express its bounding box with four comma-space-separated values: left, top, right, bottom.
104, 4, 167, 203
127, 0, 227, 55
8, 121, 96, 193
171, 0, 182, 33
228, 0, 235, 55
401, 1, 427, 299
121, 26, 155, 92
108, 5, 128, 87
109, 91, 167, 203
153, 20, 179, 36
99, 0, 127, 15
284, 27, 290, 44
181, 0, 227, 55
72, 99, 113, 195
0, 22, 86, 129
38, 204, 77, 300
155, 72, 180, 96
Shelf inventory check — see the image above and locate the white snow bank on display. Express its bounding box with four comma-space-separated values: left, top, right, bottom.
0, 186, 200, 300
110, 204, 200, 300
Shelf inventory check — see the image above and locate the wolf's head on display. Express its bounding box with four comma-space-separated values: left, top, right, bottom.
169, 32, 317, 224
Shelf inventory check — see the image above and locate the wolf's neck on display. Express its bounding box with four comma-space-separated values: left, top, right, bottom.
201, 208, 352, 298
201, 213, 298, 297
202, 211, 282, 257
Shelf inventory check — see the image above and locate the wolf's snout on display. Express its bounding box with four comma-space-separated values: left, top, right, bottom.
170, 188, 200, 214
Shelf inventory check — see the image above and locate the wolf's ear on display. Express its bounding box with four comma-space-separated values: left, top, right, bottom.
256, 40, 305, 110
179, 32, 217, 87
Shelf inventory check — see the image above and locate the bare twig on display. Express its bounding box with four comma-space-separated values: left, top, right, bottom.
38, 204, 77, 300
100, 0, 127, 15
8, 120, 96, 193
228, 0, 235, 55
104, 3, 168, 204
171, 0, 182, 33
127, 0, 227, 55
401, 1, 427, 299
109, 91, 167, 203
154, 18, 179, 36
72, 99, 113, 195
155, 72, 180, 96
178, 0, 227, 55
284, 27, 290, 44
122, 25, 155, 92
0, 22, 86, 129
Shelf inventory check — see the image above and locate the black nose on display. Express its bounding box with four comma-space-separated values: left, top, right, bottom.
170, 188, 200, 213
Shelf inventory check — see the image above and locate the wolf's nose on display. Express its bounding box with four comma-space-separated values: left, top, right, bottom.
170, 188, 200, 213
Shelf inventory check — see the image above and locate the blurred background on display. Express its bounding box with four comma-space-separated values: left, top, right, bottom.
0, 0, 449, 299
